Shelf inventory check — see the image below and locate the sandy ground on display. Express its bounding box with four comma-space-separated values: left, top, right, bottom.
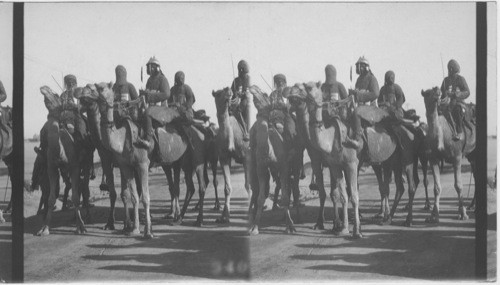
23, 165, 250, 282
20, 139, 497, 281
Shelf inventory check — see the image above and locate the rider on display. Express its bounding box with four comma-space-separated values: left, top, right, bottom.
440, 59, 470, 141
138, 56, 171, 148
112, 65, 140, 122
59, 74, 87, 145
269, 74, 291, 137
321, 64, 349, 116
378, 70, 405, 120
347, 56, 380, 149
231, 59, 252, 141
169, 71, 196, 146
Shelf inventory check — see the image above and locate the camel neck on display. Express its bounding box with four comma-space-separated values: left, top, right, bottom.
425, 104, 440, 137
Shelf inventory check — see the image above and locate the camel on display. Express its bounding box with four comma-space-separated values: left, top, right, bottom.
84, 83, 209, 230
30, 148, 72, 215
288, 82, 362, 237
36, 86, 93, 236
419, 87, 476, 223
84, 82, 153, 238
212, 87, 251, 223
246, 85, 301, 235
193, 123, 220, 212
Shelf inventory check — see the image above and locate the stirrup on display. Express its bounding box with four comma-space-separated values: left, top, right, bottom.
343, 137, 360, 149
134, 138, 151, 149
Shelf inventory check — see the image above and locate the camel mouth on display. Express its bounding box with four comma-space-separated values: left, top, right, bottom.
40, 85, 58, 99
79, 84, 99, 104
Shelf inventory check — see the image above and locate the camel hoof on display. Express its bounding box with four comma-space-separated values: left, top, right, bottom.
425, 216, 440, 224
467, 205, 475, 211
373, 212, 383, 219
75, 225, 87, 235
379, 217, 392, 226
215, 216, 230, 224
424, 202, 432, 211
403, 217, 413, 228
313, 223, 324, 230
213, 204, 222, 211
143, 232, 154, 239
36, 226, 50, 236
285, 226, 297, 234
0, 217, 4, 224
102, 223, 115, 231
309, 183, 318, 191
351, 233, 363, 239
193, 218, 203, 227
334, 228, 350, 236
458, 214, 469, 221
126, 229, 141, 236
248, 226, 259, 236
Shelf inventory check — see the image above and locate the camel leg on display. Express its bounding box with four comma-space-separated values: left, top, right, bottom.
346, 161, 362, 238
467, 158, 477, 211
330, 167, 349, 235
126, 166, 141, 236
279, 160, 295, 234
212, 159, 220, 211
421, 155, 431, 210
426, 160, 442, 223
137, 162, 153, 239
179, 167, 196, 224
389, 160, 407, 225
119, 168, 134, 233
400, 161, 416, 227
162, 165, 175, 219
70, 167, 86, 235
248, 160, 270, 235
372, 165, 386, 218
173, 162, 181, 221
272, 173, 281, 211
102, 157, 116, 231
291, 162, 302, 223
36, 165, 59, 236
216, 157, 232, 224
194, 164, 207, 227
453, 158, 468, 220
313, 157, 326, 231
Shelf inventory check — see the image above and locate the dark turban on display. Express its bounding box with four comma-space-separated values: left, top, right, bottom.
447, 59, 460, 75
325, 64, 337, 85
175, 71, 185, 86
273, 74, 286, 85
64, 74, 77, 89
237, 60, 249, 74
384, 70, 395, 85
115, 65, 127, 86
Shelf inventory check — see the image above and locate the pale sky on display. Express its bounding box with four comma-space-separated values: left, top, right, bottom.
0, 3, 13, 108
23, 2, 496, 137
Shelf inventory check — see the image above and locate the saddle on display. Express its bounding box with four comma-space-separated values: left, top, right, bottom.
322, 97, 352, 150
357, 105, 390, 125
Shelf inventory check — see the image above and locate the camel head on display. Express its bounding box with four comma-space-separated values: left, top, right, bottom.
94, 82, 115, 108
212, 87, 233, 113
40, 85, 62, 113
303, 81, 323, 108
79, 84, 100, 113
421, 87, 441, 112
248, 85, 270, 113
285, 84, 308, 113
